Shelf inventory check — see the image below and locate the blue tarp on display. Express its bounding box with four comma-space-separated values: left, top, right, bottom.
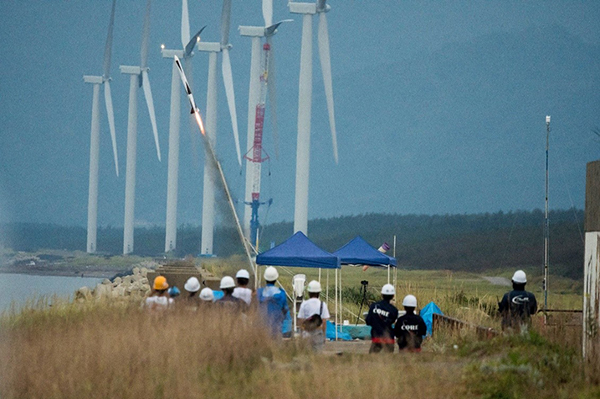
256, 231, 341, 269
333, 236, 397, 267
338, 324, 371, 340
420, 301, 443, 336
326, 320, 353, 341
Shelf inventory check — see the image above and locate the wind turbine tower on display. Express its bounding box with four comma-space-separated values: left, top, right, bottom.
289, 0, 338, 236
120, 0, 162, 255
240, 0, 290, 248
195, 0, 242, 256
83, 0, 119, 254
161, 0, 205, 253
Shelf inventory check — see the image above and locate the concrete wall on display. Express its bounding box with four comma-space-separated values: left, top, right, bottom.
583, 161, 600, 360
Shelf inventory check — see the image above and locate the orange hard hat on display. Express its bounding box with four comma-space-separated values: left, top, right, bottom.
153, 276, 169, 290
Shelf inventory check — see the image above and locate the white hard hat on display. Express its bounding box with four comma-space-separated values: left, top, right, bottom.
381, 284, 395, 296
307, 280, 322, 293
264, 266, 278, 282
236, 269, 250, 279
512, 270, 527, 284
220, 276, 236, 289
402, 294, 417, 307
184, 277, 201, 293
199, 287, 214, 302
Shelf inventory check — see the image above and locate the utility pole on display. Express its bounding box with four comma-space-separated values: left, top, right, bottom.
544, 115, 550, 310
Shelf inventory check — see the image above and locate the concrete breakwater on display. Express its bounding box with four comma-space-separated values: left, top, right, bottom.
74, 266, 152, 302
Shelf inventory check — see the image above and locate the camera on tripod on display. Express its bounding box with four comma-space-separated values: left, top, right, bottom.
356, 280, 369, 325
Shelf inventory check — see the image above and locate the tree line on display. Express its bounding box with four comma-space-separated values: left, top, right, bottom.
0, 209, 584, 279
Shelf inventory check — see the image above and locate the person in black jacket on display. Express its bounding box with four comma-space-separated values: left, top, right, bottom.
366, 284, 399, 353
498, 270, 537, 331
394, 294, 427, 352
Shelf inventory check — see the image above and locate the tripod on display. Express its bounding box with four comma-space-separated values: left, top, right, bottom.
356, 280, 369, 325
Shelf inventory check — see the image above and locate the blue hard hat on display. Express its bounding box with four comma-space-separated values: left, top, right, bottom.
168, 286, 181, 297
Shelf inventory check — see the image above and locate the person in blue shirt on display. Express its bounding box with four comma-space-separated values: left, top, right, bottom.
256, 266, 290, 337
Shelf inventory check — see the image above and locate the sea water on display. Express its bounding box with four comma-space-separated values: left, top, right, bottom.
0, 273, 101, 313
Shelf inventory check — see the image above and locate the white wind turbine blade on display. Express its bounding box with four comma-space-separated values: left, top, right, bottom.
103, 0, 116, 79
222, 49, 242, 166
264, 20, 291, 159
102, 0, 118, 175
142, 70, 161, 161
262, 0, 273, 27
220, 0, 231, 48
318, 12, 338, 164
266, 36, 279, 158
185, 26, 206, 57
181, 0, 190, 49
140, 0, 151, 69
316, 0, 327, 13
104, 81, 119, 176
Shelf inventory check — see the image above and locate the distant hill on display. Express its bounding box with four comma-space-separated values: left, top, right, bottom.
0, 209, 584, 279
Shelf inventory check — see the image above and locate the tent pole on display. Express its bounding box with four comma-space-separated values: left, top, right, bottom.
387, 265, 390, 284
326, 269, 329, 302
393, 235, 397, 300
318, 268, 321, 284
394, 267, 398, 301
335, 268, 338, 341
340, 266, 343, 330
293, 294, 297, 336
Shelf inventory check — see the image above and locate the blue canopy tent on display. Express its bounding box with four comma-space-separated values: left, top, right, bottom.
333, 236, 398, 327
256, 231, 343, 339
333, 236, 397, 267
256, 231, 340, 269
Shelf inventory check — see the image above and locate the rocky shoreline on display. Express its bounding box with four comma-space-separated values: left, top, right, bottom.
74, 267, 152, 302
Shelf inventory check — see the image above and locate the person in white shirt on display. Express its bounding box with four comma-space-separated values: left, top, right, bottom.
183, 277, 201, 311
232, 269, 253, 305
297, 280, 330, 352
144, 276, 174, 310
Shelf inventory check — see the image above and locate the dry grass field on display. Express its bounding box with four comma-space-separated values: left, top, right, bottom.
0, 264, 597, 399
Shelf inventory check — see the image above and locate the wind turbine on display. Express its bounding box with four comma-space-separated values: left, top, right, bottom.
161, 0, 205, 253
120, 0, 161, 255
195, 0, 243, 256
289, 0, 338, 236
83, 0, 119, 254
240, 0, 291, 246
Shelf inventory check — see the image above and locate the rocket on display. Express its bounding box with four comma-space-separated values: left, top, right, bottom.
173, 55, 199, 115
173, 55, 205, 134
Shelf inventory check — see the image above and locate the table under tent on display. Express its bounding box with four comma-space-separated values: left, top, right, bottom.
255, 232, 344, 338
332, 236, 398, 330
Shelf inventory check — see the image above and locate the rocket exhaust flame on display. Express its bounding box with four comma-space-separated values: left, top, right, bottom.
193, 108, 205, 135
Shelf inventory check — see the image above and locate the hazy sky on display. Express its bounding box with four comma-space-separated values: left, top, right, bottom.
0, 1, 599, 229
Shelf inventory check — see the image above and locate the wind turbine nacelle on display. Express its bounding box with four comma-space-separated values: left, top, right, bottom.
239, 25, 266, 37
83, 75, 103, 84
196, 42, 221, 53
119, 65, 142, 75
161, 49, 185, 59
288, 2, 317, 14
